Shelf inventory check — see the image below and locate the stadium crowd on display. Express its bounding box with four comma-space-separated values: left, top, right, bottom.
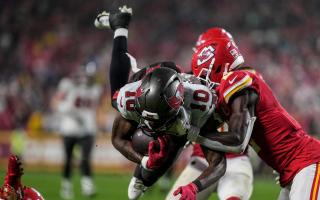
0, 0, 319, 136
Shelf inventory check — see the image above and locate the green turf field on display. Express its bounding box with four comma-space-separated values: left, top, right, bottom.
0, 170, 280, 200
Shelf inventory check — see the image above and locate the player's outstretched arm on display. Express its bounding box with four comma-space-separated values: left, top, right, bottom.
173, 148, 226, 199
111, 113, 143, 163
189, 90, 258, 153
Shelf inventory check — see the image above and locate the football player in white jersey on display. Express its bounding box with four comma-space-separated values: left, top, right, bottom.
95, 6, 226, 200
51, 65, 102, 199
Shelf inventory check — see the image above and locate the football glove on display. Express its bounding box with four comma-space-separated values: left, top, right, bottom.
141, 135, 169, 170
173, 183, 198, 200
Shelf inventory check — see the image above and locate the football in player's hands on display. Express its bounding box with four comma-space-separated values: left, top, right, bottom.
131, 128, 159, 155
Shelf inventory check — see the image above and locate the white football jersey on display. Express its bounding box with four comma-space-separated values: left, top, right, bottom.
115, 78, 215, 136
56, 78, 102, 136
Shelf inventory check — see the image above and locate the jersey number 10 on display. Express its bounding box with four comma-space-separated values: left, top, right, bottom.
190, 90, 210, 111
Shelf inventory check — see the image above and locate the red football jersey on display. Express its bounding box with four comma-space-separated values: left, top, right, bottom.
215, 69, 320, 186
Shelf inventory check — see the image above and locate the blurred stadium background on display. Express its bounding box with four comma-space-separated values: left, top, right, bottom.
0, 0, 319, 199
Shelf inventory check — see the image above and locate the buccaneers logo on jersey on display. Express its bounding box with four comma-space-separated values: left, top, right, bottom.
167, 83, 184, 110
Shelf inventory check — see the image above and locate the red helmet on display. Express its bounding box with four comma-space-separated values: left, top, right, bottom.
23, 187, 44, 200
195, 27, 233, 48
191, 38, 244, 88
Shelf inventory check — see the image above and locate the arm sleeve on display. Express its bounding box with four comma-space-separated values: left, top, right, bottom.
110, 36, 131, 98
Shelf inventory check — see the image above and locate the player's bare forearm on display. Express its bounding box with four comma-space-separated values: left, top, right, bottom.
197, 90, 258, 153
193, 148, 226, 191
201, 108, 251, 146
111, 114, 143, 163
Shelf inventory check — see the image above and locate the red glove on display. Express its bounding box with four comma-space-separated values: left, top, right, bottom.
141, 135, 169, 170
173, 183, 198, 200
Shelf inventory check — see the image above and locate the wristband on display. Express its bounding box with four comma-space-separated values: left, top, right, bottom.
192, 180, 203, 192
141, 156, 153, 171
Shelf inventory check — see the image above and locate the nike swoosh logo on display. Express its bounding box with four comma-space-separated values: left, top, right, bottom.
228, 76, 238, 84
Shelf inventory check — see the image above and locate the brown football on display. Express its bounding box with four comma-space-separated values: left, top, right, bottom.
131, 128, 159, 155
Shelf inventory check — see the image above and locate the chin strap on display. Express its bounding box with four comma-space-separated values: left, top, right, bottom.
187, 117, 256, 153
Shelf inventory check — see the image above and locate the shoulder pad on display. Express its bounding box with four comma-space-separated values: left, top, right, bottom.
183, 82, 215, 128
220, 70, 253, 104
116, 81, 141, 122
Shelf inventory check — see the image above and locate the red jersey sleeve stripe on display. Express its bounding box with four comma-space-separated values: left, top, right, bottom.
223, 75, 253, 103
310, 162, 320, 200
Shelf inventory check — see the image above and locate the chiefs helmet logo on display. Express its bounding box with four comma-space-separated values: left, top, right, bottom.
197, 46, 215, 66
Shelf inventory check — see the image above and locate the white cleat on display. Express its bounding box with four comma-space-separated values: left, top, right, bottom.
128, 177, 148, 200
94, 11, 110, 29
81, 176, 96, 197
94, 5, 133, 30
118, 5, 132, 14
60, 179, 74, 200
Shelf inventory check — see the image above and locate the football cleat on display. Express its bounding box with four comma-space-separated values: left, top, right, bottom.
128, 177, 148, 200
94, 5, 132, 30
81, 176, 96, 197
94, 11, 110, 29
60, 179, 73, 200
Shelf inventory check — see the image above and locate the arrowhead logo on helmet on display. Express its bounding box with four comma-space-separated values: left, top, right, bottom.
197, 46, 215, 66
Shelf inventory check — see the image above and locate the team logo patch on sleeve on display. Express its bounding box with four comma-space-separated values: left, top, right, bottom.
223, 75, 252, 103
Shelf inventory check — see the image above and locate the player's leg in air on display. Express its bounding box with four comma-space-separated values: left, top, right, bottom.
0, 155, 44, 200
94, 5, 133, 99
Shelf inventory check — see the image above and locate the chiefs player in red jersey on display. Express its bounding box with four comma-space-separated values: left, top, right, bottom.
0, 155, 44, 200
190, 33, 320, 200
167, 28, 253, 200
